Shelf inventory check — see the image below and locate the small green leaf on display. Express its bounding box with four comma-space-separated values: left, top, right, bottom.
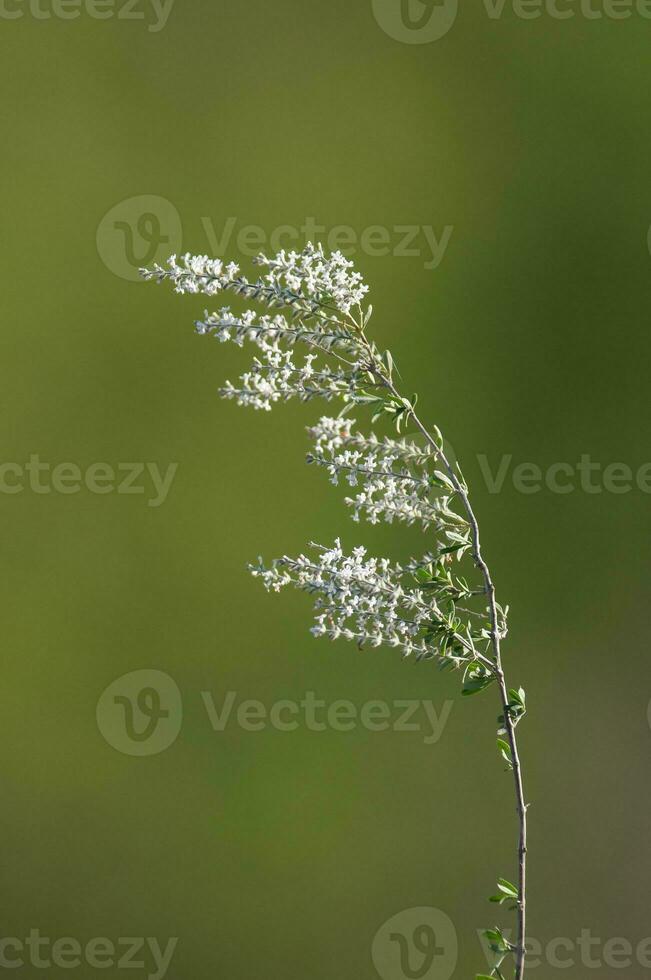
432, 425, 444, 449
497, 739, 513, 769
507, 687, 526, 712
439, 543, 464, 556
497, 878, 519, 898
462, 662, 495, 697
433, 469, 455, 490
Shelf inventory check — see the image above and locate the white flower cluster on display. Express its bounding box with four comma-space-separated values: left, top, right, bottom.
307, 416, 439, 465
251, 539, 441, 659
141, 245, 369, 322
141, 253, 242, 296
307, 416, 467, 532
254, 242, 369, 316
141, 252, 328, 321
195, 307, 360, 356
142, 244, 487, 665
218, 343, 366, 412
142, 252, 375, 415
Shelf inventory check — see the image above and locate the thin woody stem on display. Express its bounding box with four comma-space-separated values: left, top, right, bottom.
353, 316, 527, 974
379, 375, 528, 980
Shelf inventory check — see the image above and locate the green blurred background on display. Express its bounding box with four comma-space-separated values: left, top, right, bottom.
2, 1, 651, 977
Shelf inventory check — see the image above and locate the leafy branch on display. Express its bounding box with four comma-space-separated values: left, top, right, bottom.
142, 243, 530, 979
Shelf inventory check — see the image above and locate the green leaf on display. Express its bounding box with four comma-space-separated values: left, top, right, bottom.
462, 662, 495, 697
497, 878, 519, 898
439, 543, 464, 556
445, 530, 468, 544
482, 927, 514, 957
507, 688, 526, 711
497, 739, 513, 769
433, 469, 455, 490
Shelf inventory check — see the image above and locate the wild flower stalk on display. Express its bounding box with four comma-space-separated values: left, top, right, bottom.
142, 242, 529, 980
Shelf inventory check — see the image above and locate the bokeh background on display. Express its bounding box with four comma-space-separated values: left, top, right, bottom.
2, 1, 651, 977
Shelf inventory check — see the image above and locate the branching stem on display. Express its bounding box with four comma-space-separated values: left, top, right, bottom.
345, 314, 528, 976
380, 373, 528, 980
